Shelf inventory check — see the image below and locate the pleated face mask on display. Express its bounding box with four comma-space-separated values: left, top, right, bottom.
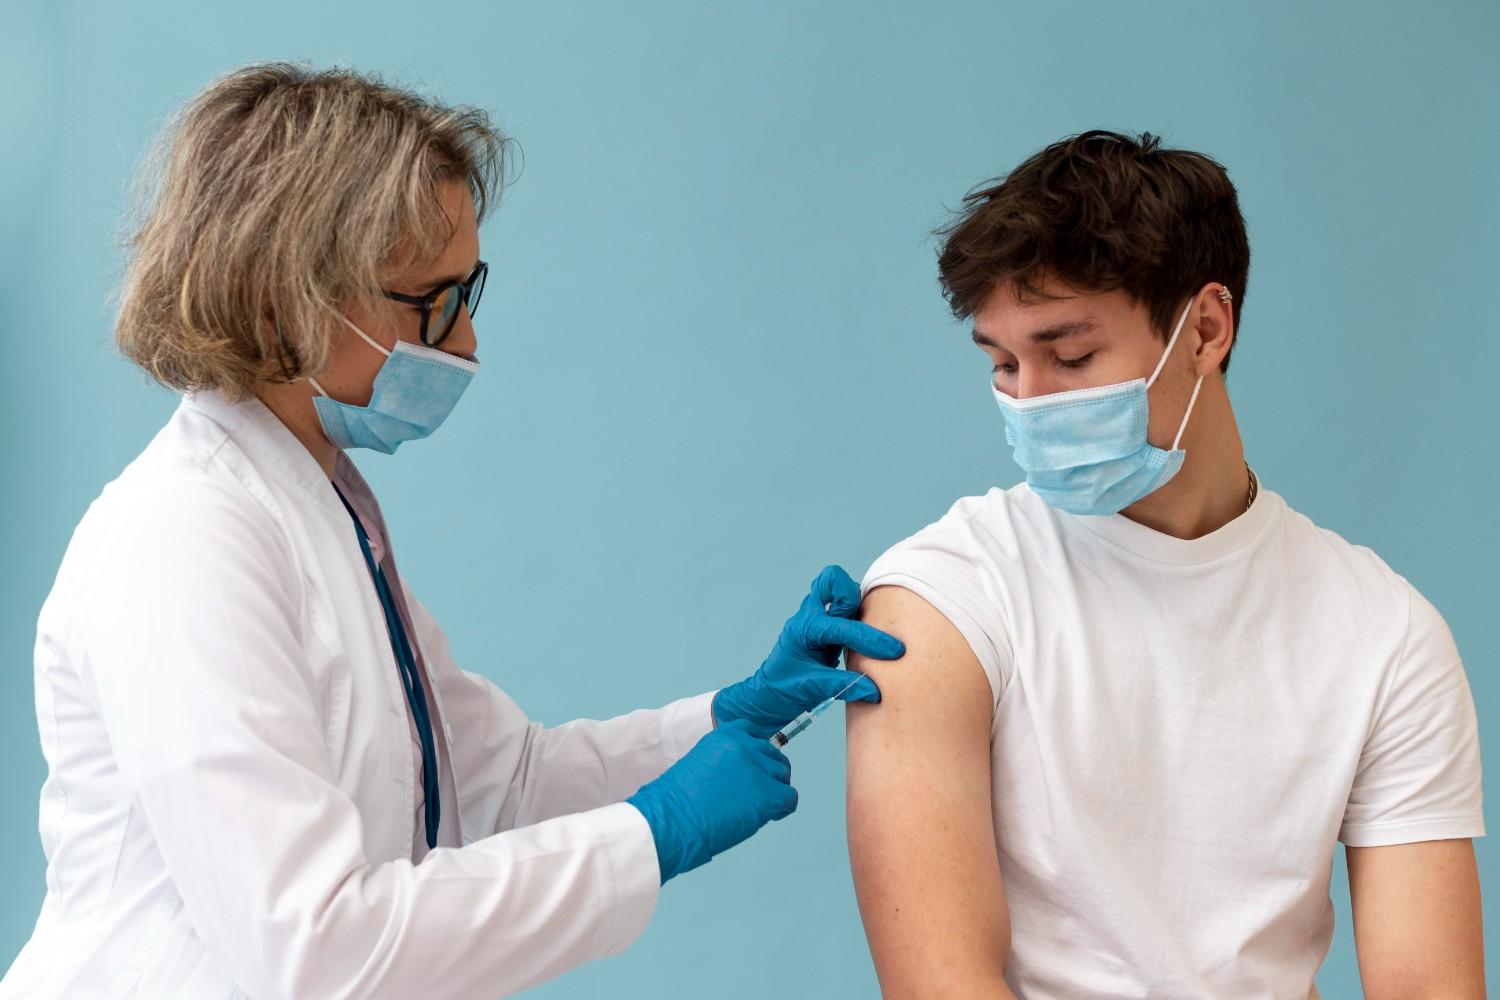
991, 297, 1204, 516
308, 314, 479, 454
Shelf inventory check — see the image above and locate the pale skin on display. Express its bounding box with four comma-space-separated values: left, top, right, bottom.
846, 275, 1485, 998
255, 178, 482, 476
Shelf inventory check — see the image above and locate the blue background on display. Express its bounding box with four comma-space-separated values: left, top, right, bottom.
3, 1, 1496, 995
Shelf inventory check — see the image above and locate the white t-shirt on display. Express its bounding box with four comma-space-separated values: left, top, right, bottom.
861, 482, 1483, 1000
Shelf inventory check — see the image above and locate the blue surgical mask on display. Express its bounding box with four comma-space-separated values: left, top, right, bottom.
991, 298, 1204, 516
308, 315, 478, 454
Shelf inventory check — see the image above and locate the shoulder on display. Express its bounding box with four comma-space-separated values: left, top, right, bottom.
863, 485, 1038, 589
51, 402, 297, 626
98, 442, 284, 560
1271, 497, 1466, 697
859, 486, 1040, 707
860, 484, 1045, 635
1272, 497, 1416, 622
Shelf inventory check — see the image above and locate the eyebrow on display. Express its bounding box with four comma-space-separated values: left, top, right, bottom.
971, 318, 1098, 348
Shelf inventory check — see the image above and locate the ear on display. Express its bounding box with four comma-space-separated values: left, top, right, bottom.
1190, 283, 1235, 375
255, 302, 298, 381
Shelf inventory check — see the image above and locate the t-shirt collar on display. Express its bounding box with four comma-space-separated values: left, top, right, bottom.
1045, 480, 1281, 566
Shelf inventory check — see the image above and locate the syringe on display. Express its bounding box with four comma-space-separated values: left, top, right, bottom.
769, 673, 869, 748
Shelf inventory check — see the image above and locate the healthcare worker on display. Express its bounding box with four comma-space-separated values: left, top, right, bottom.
1, 63, 904, 999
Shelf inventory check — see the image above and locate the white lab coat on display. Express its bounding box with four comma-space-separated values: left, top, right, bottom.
3, 389, 716, 999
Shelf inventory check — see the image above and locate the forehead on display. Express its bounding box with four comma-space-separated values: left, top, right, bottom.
387, 180, 479, 280
972, 277, 1145, 346
426, 180, 478, 258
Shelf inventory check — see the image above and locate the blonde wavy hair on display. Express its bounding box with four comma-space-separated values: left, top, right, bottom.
114, 61, 512, 400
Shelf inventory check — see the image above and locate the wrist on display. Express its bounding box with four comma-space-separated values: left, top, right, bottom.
626, 790, 682, 884
623, 797, 667, 886
713, 682, 753, 729
626, 782, 709, 884
710, 672, 785, 734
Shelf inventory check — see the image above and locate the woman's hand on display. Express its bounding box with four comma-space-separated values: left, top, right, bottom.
626, 719, 797, 882
712, 565, 906, 738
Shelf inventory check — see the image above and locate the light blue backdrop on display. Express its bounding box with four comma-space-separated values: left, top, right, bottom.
3, 1, 1496, 995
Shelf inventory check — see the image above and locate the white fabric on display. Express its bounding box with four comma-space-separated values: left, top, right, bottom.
4, 389, 716, 1000
862, 482, 1483, 1000
328, 467, 461, 862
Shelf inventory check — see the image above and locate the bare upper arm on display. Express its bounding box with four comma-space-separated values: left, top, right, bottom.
845, 584, 1013, 999
1346, 838, 1485, 998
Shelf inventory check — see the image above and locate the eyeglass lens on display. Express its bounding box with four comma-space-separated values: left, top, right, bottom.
427, 265, 486, 346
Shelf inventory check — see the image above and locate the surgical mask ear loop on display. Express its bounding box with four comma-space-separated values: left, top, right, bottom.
337, 314, 393, 357
1171, 375, 1205, 451
1146, 298, 1197, 389
1146, 297, 1206, 452
307, 315, 393, 398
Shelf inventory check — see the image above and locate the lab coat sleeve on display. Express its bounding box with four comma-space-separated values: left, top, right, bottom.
78, 478, 662, 1000
408, 595, 717, 835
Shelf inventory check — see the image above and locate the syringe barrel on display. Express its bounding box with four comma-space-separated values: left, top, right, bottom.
770, 712, 814, 747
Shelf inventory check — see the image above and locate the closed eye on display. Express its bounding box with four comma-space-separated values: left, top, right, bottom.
1057, 352, 1094, 369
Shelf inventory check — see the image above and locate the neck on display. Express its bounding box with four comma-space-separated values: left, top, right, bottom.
1120, 375, 1250, 540
254, 379, 341, 478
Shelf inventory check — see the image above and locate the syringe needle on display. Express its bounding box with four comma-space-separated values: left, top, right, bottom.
769, 672, 868, 747
823, 671, 868, 706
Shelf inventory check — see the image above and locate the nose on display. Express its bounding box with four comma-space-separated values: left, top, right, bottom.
1014, 370, 1057, 400
441, 306, 479, 362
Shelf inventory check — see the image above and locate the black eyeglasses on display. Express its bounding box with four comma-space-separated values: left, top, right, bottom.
382, 260, 488, 347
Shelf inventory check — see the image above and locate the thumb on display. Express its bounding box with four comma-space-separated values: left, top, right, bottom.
836, 673, 881, 704
801, 668, 880, 705
715, 717, 758, 740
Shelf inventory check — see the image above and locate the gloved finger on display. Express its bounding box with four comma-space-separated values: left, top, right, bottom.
757, 741, 793, 780
717, 718, 779, 754
796, 565, 838, 620
734, 732, 793, 778
762, 778, 799, 821
717, 718, 759, 737
765, 742, 790, 768
792, 665, 885, 706
745, 746, 791, 783
805, 616, 906, 661
810, 564, 862, 617
724, 719, 782, 755
836, 673, 882, 705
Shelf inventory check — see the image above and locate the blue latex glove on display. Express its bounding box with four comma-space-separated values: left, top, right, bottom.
712, 564, 906, 739
626, 718, 797, 883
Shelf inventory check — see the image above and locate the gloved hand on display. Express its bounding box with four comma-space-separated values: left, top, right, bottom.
626, 718, 797, 883
712, 565, 906, 738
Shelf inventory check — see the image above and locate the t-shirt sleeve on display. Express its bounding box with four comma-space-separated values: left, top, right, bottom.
1339, 581, 1485, 846
860, 501, 1013, 710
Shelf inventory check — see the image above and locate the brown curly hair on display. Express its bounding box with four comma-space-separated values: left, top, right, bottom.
936, 130, 1250, 373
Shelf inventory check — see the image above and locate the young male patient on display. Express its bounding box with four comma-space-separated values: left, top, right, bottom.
845, 131, 1484, 999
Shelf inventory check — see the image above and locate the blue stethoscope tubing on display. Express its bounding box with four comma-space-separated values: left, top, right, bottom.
333, 484, 441, 849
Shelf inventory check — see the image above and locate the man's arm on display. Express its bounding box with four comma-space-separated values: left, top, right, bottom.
846, 584, 1016, 999
1347, 839, 1485, 998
